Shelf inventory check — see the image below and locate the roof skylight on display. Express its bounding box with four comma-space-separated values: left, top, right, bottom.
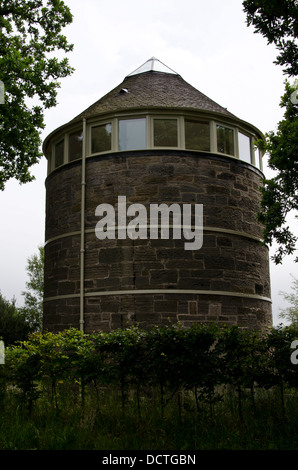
127, 57, 178, 76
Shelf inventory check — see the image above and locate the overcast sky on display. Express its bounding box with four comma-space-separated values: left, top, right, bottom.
0, 0, 297, 326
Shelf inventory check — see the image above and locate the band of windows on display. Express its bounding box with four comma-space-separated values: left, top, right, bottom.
49, 115, 262, 173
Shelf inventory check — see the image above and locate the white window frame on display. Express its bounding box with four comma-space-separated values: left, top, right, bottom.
183, 117, 211, 152
53, 137, 66, 169
117, 116, 147, 152
252, 136, 262, 170
46, 112, 264, 175
215, 122, 236, 157
237, 129, 252, 164
150, 115, 181, 149
89, 120, 114, 156
68, 127, 83, 162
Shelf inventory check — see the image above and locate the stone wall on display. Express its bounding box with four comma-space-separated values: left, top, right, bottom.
43, 151, 272, 332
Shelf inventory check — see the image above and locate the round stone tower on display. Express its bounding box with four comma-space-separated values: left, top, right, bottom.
43, 57, 272, 333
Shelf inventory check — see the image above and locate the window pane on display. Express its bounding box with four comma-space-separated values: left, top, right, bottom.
119, 118, 146, 151
154, 119, 178, 147
55, 140, 64, 168
185, 120, 210, 151
216, 125, 234, 155
47, 150, 52, 173
69, 130, 83, 162
91, 123, 112, 153
239, 132, 251, 163
253, 143, 261, 169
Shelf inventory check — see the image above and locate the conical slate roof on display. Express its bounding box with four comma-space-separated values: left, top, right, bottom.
70, 58, 235, 123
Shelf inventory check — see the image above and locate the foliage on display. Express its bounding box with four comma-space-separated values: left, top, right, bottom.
2, 384, 298, 449
18, 246, 44, 332
243, 0, 298, 76
279, 275, 298, 325
260, 325, 298, 417
5, 344, 41, 412
2, 323, 298, 422
147, 323, 221, 415
2, 323, 298, 449
217, 327, 265, 420
0, 0, 74, 189
93, 326, 148, 413
243, 1, 298, 264
4, 320, 293, 431
0, 246, 44, 346
0, 292, 33, 345
256, 80, 298, 263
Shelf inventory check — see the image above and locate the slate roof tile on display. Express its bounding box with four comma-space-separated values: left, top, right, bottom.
70, 71, 236, 123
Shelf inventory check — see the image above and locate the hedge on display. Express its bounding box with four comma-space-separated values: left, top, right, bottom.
1, 323, 298, 418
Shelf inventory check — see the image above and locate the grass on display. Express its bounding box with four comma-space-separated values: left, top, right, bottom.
1, 384, 298, 450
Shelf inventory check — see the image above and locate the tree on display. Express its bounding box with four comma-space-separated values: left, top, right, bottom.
243, 0, 298, 264
279, 275, 298, 325
257, 80, 298, 264
19, 246, 44, 331
0, 0, 74, 190
0, 292, 32, 344
243, 0, 298, 77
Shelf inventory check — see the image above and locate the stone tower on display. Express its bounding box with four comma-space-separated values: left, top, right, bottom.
43, 58, 272, 332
